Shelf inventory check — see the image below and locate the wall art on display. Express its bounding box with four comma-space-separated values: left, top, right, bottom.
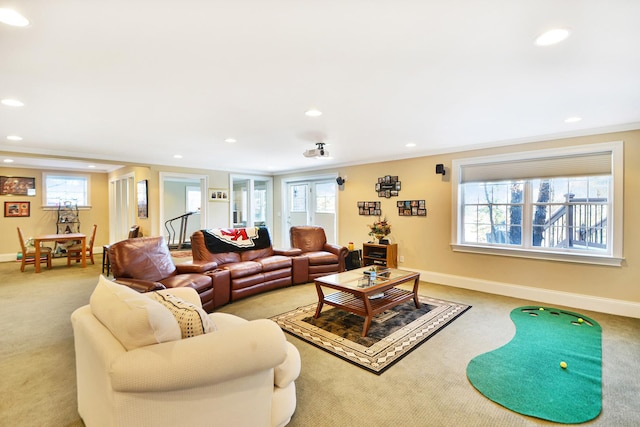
209, 188, 229, 202
137, 180, 148, 218
0, 176, 36, 196
375, 175, 400, 198
358, 201, 381, 216
397, 200, 427, 216
4, 201, 30, 217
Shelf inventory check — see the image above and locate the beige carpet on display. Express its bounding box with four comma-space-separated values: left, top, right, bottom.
1, 260, 640, 426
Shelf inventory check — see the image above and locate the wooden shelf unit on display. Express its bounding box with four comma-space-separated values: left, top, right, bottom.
362, 243, 398, 268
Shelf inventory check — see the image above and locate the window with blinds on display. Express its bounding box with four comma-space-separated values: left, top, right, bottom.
451, 141, 624, 265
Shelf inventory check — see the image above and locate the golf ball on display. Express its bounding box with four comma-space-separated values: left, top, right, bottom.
560, 361, 567, 369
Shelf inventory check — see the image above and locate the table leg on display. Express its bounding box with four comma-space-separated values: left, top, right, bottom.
80, 236, 87, 268
412, 276, 421, 308
361, 295, 374, 337
34, 240, 42, 273
313, 283, 325, 318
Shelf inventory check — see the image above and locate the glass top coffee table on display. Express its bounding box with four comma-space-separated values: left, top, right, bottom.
313, 266, 421, 337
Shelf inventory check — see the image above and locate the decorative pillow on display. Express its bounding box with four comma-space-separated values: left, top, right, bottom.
148, 291, 217, 338
90, 275, 181, 350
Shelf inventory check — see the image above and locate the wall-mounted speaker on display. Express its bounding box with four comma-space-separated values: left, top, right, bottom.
435, 164, 446, 176
336, 176, 346, 186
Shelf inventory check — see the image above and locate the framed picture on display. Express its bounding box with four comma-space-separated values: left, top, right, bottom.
1, 176, 36, 196
137, 180, 148, 219
4, 201, 30, 217
209, 188, 229, 202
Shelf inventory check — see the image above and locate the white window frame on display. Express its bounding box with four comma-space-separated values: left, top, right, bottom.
451, 141, 624, 266
42, 172, 91, 208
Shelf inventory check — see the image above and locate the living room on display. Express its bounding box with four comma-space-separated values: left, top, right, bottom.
1, 2, 640, 426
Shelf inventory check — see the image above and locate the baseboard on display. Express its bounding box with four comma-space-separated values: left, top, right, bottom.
411, 269, 640, 319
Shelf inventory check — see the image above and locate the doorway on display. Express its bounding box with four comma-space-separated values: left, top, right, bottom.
159, 172, 208, 248
283, 176, 337, 245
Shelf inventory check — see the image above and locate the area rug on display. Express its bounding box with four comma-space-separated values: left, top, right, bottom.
271, 296, 470, 374
466, 306, 602, 424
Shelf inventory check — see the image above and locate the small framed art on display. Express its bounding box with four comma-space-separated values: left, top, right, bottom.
137, 180, 148, 219
4, 201, 30, 217
209, 188, 229, 202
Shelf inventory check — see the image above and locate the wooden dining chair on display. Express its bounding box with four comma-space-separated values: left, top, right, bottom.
67, 224, 97, 266
17, 227, 53, 272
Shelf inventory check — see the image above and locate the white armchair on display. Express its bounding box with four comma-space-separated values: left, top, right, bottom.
71, 276, 301, 427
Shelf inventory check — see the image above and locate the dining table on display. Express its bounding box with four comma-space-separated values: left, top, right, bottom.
33, 232, 86, 273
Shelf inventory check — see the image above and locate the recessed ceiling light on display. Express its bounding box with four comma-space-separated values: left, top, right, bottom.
305, 109, 322, 117
88, 165, 96, 169
405, 143, 416, 148
564, 116, 582, 123
0, 8, 30, 27
1, 98, 25, 107
173, 154, 183, 159
224, 138, 237, 143
535, 28, 570, 46
7, 135, 23, 141
3, 159, 14, 163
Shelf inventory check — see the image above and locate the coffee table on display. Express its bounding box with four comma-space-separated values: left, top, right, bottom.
313, 266, 421, 337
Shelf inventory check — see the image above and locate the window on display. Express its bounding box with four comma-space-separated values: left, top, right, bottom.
452, 142, 623, 265
290, 184, 307, 212
43, 173, 90, 207
315, 182, 336, 213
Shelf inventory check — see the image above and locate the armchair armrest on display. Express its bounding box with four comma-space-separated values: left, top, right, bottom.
175, 260, 218, 274
110, 318, 289, 392
113, 278, 165, 293
273, 247, 303, 257
323, 243, 348, 258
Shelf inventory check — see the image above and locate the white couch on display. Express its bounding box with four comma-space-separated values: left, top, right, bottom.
71, 276, 301, 427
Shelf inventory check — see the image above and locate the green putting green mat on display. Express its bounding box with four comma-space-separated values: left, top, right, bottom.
467, 306, 602, 423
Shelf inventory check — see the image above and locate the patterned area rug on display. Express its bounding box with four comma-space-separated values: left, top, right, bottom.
271, 296, 470, 374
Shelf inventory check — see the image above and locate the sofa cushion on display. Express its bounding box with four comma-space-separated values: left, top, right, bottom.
148, 292, 216, 338
224, 260, 263, 278
90, 275, 181, 350
258, 255, 292, 272
303, 251, 339, 265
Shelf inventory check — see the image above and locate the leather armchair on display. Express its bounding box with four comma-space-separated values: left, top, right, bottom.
108, 236, 217, 312
289, 226, 348, 282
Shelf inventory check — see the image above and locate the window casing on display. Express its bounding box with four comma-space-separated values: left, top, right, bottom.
451, 142, 623, 266
43, 172, 90, 207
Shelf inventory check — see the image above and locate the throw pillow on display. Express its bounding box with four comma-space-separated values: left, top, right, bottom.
148, 291, 217, 338
90, 275, 181, 350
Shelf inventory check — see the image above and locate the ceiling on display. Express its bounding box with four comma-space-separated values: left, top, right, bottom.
1, 1, 639, 175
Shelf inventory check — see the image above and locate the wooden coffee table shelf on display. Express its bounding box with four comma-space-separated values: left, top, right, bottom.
314, 267, 420, 337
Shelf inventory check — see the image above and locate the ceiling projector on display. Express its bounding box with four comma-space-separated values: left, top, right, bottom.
303, 142, 330, 158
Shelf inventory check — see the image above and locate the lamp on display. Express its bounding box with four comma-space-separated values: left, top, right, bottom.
435, 164, 446, 176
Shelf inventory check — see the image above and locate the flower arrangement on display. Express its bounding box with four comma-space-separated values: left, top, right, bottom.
368, 216, 391, 240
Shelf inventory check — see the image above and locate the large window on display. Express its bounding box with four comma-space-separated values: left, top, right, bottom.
43, 173, 90, 207
452, 142, 623, 265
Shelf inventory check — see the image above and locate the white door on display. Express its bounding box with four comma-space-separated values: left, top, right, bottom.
285, 179, 336, 244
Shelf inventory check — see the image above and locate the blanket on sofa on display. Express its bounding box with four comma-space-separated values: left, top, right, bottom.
202, 227, 272, 253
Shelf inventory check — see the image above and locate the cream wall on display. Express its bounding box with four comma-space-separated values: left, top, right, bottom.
3, 130, 638, 316
275, 130, 640, 316
0, 167, 109, 260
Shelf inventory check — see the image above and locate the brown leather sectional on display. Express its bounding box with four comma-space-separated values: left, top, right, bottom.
191, 229, 303, 305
